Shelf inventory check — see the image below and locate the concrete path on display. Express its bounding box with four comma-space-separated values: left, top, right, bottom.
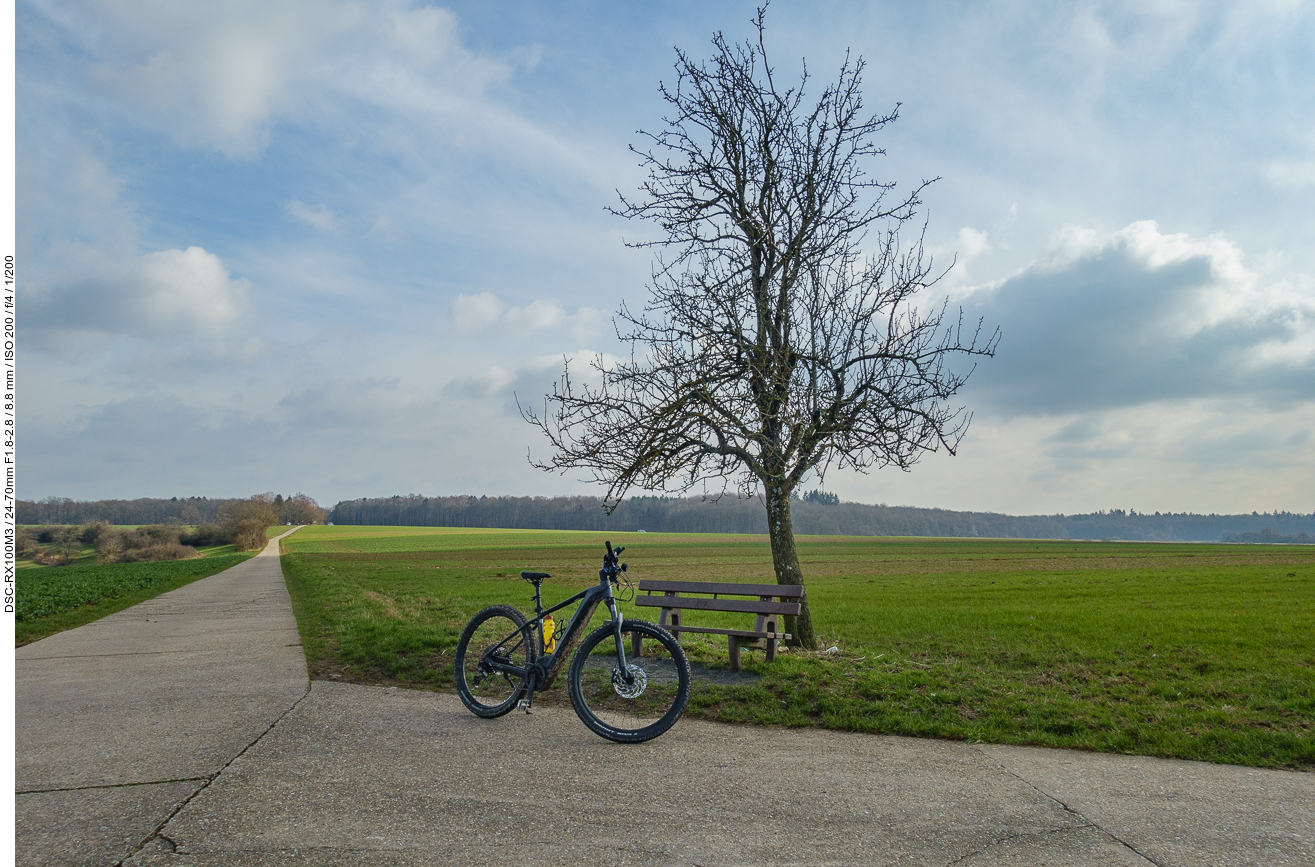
15, 534, 1314, 867
16, 529, 309, 867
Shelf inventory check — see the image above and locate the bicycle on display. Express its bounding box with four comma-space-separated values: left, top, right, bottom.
454, 541, 691, 743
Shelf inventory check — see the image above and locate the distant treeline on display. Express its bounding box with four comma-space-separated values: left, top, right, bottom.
18, 494, 326, 529
18, 497, 247, 526
23, 495, 1315, 543
326, 495, 1315, 543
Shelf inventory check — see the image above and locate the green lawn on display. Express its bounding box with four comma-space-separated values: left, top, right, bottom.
281, 525, 1314, 769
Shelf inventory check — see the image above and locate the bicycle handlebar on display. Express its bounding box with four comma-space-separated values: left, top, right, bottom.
601, 541, 626, 581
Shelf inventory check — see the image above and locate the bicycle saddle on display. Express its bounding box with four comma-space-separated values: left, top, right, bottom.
520, 571, 551, 583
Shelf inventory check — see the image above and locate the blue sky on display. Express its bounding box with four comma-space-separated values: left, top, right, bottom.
18, 0, 1315, 514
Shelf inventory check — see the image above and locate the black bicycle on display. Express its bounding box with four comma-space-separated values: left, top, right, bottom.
454, 541, 691, 743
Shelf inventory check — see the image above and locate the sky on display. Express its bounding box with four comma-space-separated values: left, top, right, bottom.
17, 0, 1315, 515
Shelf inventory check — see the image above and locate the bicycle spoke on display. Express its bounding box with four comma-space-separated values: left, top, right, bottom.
455, 606, 534, 718
569, 620, 690, 742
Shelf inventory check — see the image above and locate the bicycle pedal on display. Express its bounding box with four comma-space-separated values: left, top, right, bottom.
518, 699, 532, 714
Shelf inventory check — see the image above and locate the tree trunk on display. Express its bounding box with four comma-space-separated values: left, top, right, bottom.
764, 486, 817, 649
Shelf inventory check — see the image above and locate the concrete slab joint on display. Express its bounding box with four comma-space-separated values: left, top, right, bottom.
964, 751, 1163, 866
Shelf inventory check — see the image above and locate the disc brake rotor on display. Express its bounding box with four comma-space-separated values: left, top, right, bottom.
612, 663, 648, 699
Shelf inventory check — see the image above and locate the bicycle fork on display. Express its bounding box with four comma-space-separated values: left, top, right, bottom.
609, 602, 636, 691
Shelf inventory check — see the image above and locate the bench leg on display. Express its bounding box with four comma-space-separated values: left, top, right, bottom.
765, 637, 778, 662
631, 629, 643, 659
728, 636, 742, 674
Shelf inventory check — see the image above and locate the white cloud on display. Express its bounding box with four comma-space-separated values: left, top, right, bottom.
450, 292, 608, 342
60, 0, 546, 160
935, 226, 992, 289
285, 200, 338, 231
450, 292, 506, 333
1265, 159, 1315, 189
25, 245, 251, 339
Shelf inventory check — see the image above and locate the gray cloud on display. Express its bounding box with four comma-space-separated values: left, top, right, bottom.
961, 222, 1315, 414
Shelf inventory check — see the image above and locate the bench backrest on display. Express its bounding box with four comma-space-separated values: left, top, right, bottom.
637, 580, 804, 600
636, 580, 804, 616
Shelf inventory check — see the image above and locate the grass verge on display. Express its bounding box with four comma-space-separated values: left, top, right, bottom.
280, 525, 1314, 769
17, 554, 255, 646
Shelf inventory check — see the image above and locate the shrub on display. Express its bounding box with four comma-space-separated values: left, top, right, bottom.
128, 524, 183, 548
95, 529, 128, 562
46, 526, 82, 565
115, 544, 202, 563
16, 527, 38, 558
180, 523, 231, 546
219, 495, 281, 552
230, 521, 269, 552
78, 521, 112, 545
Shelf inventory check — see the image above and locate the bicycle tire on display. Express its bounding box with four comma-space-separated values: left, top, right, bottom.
455, 605, 536, 718
568, 618, 690, 743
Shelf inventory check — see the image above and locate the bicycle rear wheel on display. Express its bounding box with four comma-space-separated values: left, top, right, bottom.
568, 619, 690, 743
455, 605, 536, 718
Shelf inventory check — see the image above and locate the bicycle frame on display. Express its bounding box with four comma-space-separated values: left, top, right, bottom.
480, 573, 627, 694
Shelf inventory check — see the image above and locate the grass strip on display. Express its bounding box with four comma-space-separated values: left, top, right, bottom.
280, 526, 1314, 769
16, 554, 255, 646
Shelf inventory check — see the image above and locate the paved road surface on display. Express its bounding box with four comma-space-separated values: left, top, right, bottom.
15, 531, 1314, 866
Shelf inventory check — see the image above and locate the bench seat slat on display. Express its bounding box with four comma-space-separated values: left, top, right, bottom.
663, 625, 791, 639
635, 596, 801, 616
637, 580, 804, 599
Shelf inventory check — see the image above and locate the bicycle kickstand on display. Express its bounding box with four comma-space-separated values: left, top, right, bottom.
518, 675, 538, 714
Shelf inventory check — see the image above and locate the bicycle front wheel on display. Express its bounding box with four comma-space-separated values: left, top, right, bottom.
455, 605, 536, 718
568, 619, 690, 743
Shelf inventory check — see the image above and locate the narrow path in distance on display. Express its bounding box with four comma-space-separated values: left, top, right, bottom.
15, 528, 309, 867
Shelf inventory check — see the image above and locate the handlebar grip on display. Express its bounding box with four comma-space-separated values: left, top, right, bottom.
605, 540, 613, 556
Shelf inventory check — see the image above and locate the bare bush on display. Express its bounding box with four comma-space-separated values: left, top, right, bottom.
94, 529, 127, 562
48, 526, 82, 566
127, 524, 183, 548
180, 523, 230, 547
78, 521, 111, 545
219, 495, 281, 552
114, 544, 203, 563
16, 526, 38, 558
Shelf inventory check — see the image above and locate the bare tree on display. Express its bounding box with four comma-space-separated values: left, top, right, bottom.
525, 9, 997, 648
282, 493, 328, 525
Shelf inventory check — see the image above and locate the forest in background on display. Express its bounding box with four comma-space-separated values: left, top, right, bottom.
20, 494, 1315, 543
326, 495, 1315, 543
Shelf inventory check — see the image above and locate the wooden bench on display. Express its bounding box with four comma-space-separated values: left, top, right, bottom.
635, 580, 805, 673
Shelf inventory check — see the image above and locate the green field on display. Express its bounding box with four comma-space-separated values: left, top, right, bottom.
281, 525, 1314, 769
14, 527, 265, 646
